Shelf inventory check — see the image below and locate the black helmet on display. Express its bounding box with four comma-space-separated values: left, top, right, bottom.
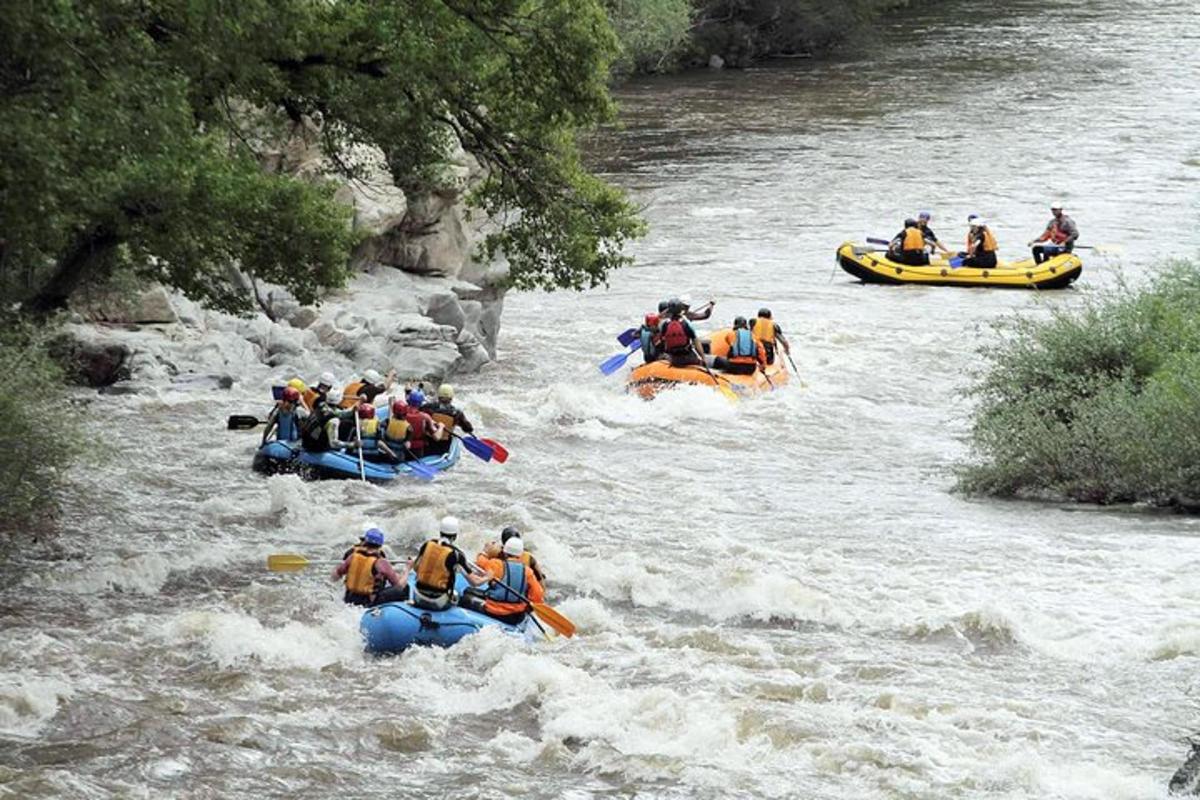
657, 300, 669, 313
904, 218, 917, 227
501, 526, 521, 543
733, 316, 747, 328
758, 308, 771, 319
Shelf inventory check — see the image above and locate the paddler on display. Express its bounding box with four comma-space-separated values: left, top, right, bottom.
959, 215, 999, 268
420, 384, 474, 456
751, 308, 791, 366
331, 527, 406, 606
658, 300, 707, 367
478, 527, 547, 584
340, 368, 395, 409
888, 218, 930, 266
718, 316, 766, 375
410, 516, 489, 611
639, 313, 663, 363
261, 385, 308, 444
680, 294, 715, 321
302, 371, 336, 410
1028, 201, 1079, 263
376, 398, 442, 463
466, 537, 544, 625
299, 387, 354, 452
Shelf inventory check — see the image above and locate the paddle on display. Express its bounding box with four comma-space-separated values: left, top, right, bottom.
467, 563, 575, 638
1075, 244, 1123, 255
694, 360, 738, 402
478, 438, 509, 464
267, 553, 336, 572
866, 237, 892, 246
616, 327, 639, 347
399, 447, 437, 481
599, 343, 639, 376
228, 414, 264, 430
782, 347, 799, 375
451, 432, 494, 462
353, 414, 366, 482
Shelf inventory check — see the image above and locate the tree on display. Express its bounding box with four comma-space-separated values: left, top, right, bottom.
0, 0, 644, 315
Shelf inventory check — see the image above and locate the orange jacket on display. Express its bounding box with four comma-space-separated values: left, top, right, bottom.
478, 556, 544, 616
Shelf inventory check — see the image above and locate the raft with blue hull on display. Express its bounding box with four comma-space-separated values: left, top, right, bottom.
360, 573, 539, 654
251, 406, 462, 482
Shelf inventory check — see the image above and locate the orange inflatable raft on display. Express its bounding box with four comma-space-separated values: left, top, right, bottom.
626, 328, 789, 400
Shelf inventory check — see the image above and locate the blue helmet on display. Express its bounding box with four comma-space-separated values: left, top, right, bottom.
406, 388, 425, 407
363, 528, 385, 546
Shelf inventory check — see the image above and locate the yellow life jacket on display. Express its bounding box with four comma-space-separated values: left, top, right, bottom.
340, 381, 365, 409
344, 546, 379, 595
752, 317, 775, 344
383, 417, 410, 443
902, 226, 925, 251
359, 418, 379, 437
415, 540, 455, 594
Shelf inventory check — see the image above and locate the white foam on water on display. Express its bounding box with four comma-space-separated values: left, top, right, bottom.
162, 607, 363, 670
0, 676, 74, 738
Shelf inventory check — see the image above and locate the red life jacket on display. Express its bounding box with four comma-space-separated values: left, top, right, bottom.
662, 319, 690, 353
1050, 221, 1069, 244
405, 409, 427, 448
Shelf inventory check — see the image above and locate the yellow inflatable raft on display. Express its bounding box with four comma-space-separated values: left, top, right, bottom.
626, 328, 789, 400
836, 242, 1083, 289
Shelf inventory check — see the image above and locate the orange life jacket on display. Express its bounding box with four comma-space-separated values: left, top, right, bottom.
902, 226, 925, 251
344, 546, 380, 595
415, 540, 455, 594
968, 227, 999, 253
1049, 220, 1069, 244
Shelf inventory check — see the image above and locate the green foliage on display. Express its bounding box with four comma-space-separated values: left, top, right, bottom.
958, 262, 1200, 507
1, 0, 642, 314
0, 318, 77, 532
606, 0, 694, 73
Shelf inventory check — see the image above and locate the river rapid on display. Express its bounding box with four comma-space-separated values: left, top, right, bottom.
4, 0, 1200, 797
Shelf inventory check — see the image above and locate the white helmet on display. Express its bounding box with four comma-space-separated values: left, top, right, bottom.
439, 515, 460, 538
318, 371, 336, 388
503, 537, 525, 557
1050, 200, 1064, 210
325, 386, 344, 406
679, 293, 693, 308
971, 217, 988, 227
363, 368, 383, 385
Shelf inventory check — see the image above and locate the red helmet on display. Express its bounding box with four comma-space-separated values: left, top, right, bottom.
390, 398, 408, 416
645, 313, 660, 327
281, 386, 301, 403
356, 403, 375, 419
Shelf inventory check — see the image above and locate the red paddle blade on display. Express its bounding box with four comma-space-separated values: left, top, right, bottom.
479, 438, 508, 463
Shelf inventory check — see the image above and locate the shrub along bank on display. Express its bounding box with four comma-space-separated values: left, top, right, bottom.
957, 261, 1200, 508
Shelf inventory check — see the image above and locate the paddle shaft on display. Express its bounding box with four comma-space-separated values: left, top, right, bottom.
465, 563, 550, 639
354, 414, 366, 482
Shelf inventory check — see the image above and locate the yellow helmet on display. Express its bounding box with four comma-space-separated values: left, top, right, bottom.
287, 378, 307, 393
437, 383, 453, 400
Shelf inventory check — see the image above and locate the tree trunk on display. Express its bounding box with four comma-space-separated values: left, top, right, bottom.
23, 227, 122, 315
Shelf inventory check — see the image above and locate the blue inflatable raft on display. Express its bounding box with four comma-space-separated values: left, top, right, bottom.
360, 575, 540, 654
251, 402, 461, 482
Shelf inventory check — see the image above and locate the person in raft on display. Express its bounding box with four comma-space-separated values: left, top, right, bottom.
261, 385, 309, 445
957, 214, 999, 268
420, 384, 474, 456
332, 527, 406, 607
888, 218, 930, 266
299, 387, 356, 453
301, 371, 336, 411
374, 398, 441, 463
751, 308, 791, 366
1028, 201, 1079, 263
679, 294, 715, 322
638, 313, 664, 363
658, 300, 708, 367
408, 516, 490, 611
717, 316, 767, 375
461, 536, 545, 625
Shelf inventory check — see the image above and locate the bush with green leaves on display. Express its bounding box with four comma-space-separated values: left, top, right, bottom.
606, 0, 694, 73
0, 319, 77, 532
1, 0, 643, 316
958, 261, 1200, 507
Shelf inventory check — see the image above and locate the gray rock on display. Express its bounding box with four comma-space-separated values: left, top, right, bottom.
48, 332, 132, 387
286, 306, 320, 329
71, 284, 179, 324
709, 54, 725, 70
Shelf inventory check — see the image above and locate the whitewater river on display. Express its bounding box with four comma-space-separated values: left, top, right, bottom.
4, 0, 1200, 797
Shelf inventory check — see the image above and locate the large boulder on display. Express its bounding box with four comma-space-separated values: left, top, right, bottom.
71, 285, 179, 324
49, 330, 132, 387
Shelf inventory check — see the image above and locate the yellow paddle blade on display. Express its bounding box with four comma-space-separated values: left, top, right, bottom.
532, 603, 575, 638
266, 553, 313, 572
717, 384, 739, 403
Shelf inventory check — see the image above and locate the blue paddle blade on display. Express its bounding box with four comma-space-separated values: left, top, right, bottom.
405, 459, 437, 481
616, 328, 638, 347
460, 435, 494, 462
599, 346, 635, 376
949, 257, 964, 268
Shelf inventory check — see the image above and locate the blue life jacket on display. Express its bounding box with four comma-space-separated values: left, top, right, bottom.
486, 560, 528, 604
639, 326, 657, 361
277, 410, 300, 441
729, 328, 756, 358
